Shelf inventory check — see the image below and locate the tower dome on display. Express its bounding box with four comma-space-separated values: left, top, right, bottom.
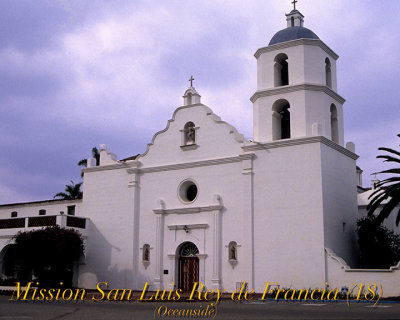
269, 9, 319, 46
269, 26, 319, 45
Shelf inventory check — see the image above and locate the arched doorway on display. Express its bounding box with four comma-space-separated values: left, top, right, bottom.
0, 244, 30, 286
178, 242, 199, 291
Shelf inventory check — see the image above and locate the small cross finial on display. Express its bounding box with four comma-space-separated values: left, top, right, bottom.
292, 0, 298, 10
189, 75, 195, 87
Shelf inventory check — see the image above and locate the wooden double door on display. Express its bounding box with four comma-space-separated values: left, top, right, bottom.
179, 256, 199, 291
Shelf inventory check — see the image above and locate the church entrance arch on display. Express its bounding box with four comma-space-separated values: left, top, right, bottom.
0, 244, 30, 286
178, 242, 199, 291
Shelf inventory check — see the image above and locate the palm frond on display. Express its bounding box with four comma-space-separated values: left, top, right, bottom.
54, 181, 83, 200
396, 207, 400, 226
377, 147, 400, 158
375, 169, 400, 175
78, 159, 87, 167
367, 134, 400, 224
375, 195, 400, 225
376, 155, 400, 164
53, 192, 70, 200
92, 147, 100, 166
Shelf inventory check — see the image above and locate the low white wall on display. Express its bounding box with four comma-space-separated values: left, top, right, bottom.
326, 248, 400, 297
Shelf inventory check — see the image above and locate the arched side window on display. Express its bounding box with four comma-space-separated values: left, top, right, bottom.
184, 122, 196, 145
1, 244, 17, 277
228, 241, 237, 261
187, 92, 192, 105
274, 53, 289, 87
142, 244, 150, 262
39, 209, 46, 216
272, 99, 291, 140
330, 104, 339, 143
11, 211, 17, 218
325, 58, 332, 88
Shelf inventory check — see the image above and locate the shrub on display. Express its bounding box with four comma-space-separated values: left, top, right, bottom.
13, 226, 84, 287
357, 216, 400, 268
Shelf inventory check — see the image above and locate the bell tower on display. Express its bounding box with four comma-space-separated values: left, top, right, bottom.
251, 8, 345, 146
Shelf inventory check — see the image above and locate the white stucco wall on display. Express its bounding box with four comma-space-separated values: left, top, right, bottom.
0, 199, 84, 244
320, 143, 359, 267
251, 139, 326, 291
80, 167, 135, 289
326, 248, 400, 297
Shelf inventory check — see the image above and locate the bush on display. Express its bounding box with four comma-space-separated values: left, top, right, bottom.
13, 226, 84, 288
357, 216, 400, 268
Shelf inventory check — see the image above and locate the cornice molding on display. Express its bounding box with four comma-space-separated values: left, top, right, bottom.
153, 204, 223, 215
243, 136, 358, 160
180, 144, 199, 151
250, 83, 345, 104
83, 161, 140, 173
84, 154, 255, 174
141, 153, 255, 173
254, 38, 338, 60
168, 224, 209, 230
167, 253, 208, 259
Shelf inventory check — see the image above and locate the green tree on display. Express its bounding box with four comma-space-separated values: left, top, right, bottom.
367, 134, 400, 225
78, 147, 100, 168
357, 216, 400, 268
78, 147, 100, 177
54, 180, 83, 200
13, 226, 84, 287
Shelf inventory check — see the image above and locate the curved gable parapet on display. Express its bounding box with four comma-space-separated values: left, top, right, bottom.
138, 104, 247, 161
206, 111, 245, 143
137, 116, 176, 160
325, 247, 350, 270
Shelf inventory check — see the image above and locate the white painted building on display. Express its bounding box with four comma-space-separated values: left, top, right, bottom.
1, 9, 400, 296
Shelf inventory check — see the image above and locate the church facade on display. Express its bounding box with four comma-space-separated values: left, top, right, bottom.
1, 9, 400, 296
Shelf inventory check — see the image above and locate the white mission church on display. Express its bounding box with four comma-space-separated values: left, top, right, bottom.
1, 8, 400, 296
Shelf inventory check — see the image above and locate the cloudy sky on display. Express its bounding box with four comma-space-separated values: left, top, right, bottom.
0, 0, 399, 204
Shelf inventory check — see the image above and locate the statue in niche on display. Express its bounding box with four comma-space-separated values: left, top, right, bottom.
143, 245, 150, 262
229, 242, 237, 260
185, 122, 196, 145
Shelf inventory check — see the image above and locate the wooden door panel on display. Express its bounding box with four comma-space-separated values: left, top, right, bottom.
179, 257, 199, 291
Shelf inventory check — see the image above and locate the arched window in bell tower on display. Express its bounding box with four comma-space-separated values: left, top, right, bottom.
187, 92, 192, 105
291, 17, 295, 27
274, 53, 289, 87
325, 58, 332, 88
272, 99, 291, 140
330, 104, 338, 143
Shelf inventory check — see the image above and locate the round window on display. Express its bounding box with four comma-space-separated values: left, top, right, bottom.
178, 180, 198, 203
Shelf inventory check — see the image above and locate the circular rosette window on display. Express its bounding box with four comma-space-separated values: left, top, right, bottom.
178, 180, 199, 203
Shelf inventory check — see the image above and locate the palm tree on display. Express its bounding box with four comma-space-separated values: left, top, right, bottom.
78, 147, 100, 177
78, 147, 100, 167
54, 181, 83, 200
367, 134, 400, 225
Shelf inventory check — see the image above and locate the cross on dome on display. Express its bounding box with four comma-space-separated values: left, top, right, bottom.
189, 75, 195, 87
292, 0, 298, 11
